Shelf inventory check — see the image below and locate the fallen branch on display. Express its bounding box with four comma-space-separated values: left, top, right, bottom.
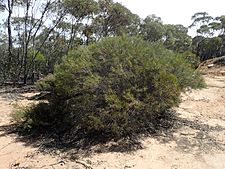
49, 160, 65, 167
0, 142, 13, 152
75, 160, 93, 169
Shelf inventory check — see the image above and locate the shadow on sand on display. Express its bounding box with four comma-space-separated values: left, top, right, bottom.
1, 110, 225, 160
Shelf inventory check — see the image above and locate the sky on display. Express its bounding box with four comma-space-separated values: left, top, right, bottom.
114, 0, 225, 36
1, 0, 225, 37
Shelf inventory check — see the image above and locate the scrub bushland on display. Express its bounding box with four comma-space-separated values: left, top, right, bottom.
13, 36, 205, 140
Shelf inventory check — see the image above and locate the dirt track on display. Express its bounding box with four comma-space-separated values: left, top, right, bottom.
0, 75, 225, 169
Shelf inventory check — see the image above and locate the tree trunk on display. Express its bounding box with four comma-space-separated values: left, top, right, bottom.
23, 1, 30, 84
7, 0, 13, 77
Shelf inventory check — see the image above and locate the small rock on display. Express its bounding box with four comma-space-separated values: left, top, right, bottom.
220, 71, 225, 75
207, 64, 214, 68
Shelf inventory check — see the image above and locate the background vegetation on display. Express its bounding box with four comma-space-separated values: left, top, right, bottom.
0, 1, 224, 84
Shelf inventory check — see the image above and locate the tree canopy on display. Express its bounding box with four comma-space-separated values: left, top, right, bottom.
0, 1, 224, 83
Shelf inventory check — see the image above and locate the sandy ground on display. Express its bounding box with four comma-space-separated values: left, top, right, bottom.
0, 75, 225, 169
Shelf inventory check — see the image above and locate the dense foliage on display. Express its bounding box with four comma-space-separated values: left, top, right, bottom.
14, 36, 204, 139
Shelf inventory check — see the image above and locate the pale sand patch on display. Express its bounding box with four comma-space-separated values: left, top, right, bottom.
0, 75, 225, 169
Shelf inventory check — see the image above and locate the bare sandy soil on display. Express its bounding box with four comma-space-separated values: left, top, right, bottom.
0, 75, 225, 169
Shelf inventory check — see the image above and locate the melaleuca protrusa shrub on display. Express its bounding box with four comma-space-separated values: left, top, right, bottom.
15, 36, 205, 138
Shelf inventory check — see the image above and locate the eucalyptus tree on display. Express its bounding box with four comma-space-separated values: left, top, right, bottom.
61, 0, 99, 48
0, 30, 8, 81
140, 14, 165, 42
163, 24, 192, 52
190, 12, 213, 28
215, 15, 225, 35
190, 13, 225, 60
189, 12, 213, 37
91, 0, 140, 39
0, 0, 15, 77
0, 0, 66, 83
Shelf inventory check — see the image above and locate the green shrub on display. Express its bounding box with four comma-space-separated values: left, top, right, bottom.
12, 103, 51, 131
36, 74, 56, 91
12, 104, 33, 129
158, 52, 205, 89
14, 36, 205, 138
181, 51, 200, 68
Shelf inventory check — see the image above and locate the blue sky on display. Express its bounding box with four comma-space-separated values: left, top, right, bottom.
114, 0, 225, 36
